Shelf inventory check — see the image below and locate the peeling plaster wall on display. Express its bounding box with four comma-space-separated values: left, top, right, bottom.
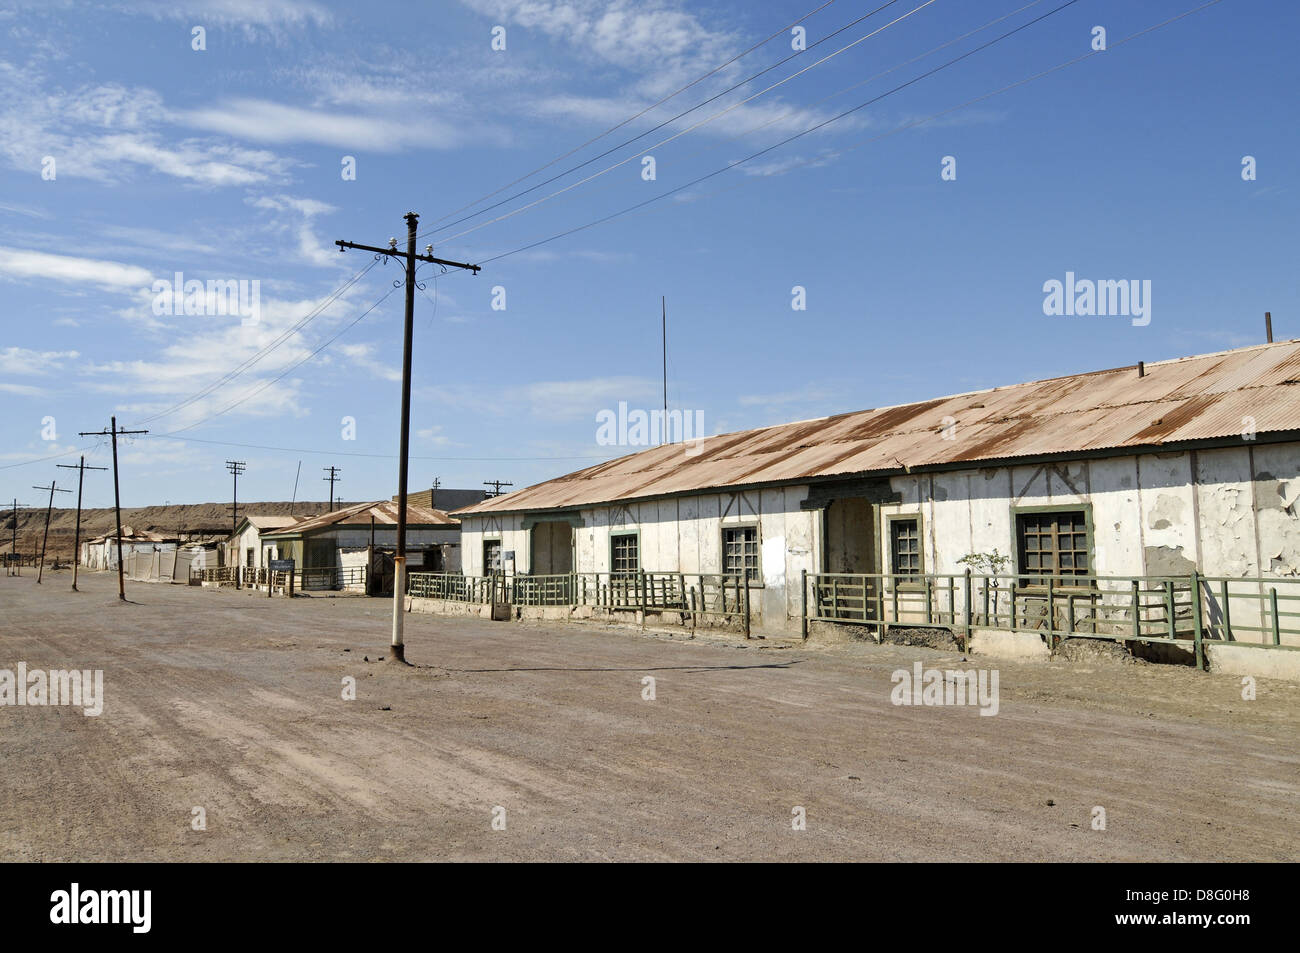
874, 445, 1298, 588
456, 440, 1299, 637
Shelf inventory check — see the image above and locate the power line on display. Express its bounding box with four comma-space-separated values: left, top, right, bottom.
423, 0, 839, 231
409, 0, 1047, 265
680, 0, 1048, 159
468, 0, 1085, 266
421, 0, 912, 242
162, 282, 401, 435
142, 432, 614, 462
134, 259, 379, 426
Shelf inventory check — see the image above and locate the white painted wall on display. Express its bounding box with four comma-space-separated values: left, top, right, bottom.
459, 442, 1300, 637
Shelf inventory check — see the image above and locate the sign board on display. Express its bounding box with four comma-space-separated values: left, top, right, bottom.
269, 559, 295, 572
3, 553, 20, 564
504, 551, 515, 562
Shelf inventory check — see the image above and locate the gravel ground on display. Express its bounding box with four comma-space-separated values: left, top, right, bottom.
2, 569, 1297, 862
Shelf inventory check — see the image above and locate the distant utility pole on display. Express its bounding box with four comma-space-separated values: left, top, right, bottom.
483, 480, 514, 498
226, 460, 246, 589
78, 417, 147, 602
31, 480, 71, 584
323, 466, 342, 512
7, 498, 19, 576
430, 477, 440, 510
57, 456, 107, 592
336, 211, 481, 664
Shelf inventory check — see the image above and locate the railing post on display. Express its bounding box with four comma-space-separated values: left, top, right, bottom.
1191, 571, 1205, 670
1221, 580, 1231, 641
963, 568, 972, 646
1164, 580, 1176, 640
743, 574, 751, 640
924, 575, 933, 625
1271, 587, 1281, 646
1009, 580, 1017, 630
1046, 576, 1055, 650
690, 584, 698, 636
1132, 579, 1141, 639
801, 569, 808, 641
875, 575, 885, 630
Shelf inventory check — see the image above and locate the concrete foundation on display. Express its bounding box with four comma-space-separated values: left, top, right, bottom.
968, 628, 1051, 660
1206, 643, 1300, 681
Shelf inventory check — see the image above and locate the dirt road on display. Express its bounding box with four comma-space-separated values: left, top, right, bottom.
1, 569, 1297, 861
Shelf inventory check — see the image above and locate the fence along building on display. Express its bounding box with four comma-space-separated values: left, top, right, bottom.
451, 340, 1300, 644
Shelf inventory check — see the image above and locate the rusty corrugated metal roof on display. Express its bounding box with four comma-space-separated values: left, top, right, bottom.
242, 515, 301, 530
455, 339, 1300, 516
262, 500, 458, 536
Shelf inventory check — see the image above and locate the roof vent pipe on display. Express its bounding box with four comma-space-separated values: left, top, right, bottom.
1137, 361, 1145, 378
1266, 311, 1273, 343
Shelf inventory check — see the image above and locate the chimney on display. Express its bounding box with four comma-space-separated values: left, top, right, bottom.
1137, 361, 1145, 378
1266, 311, 1273, 343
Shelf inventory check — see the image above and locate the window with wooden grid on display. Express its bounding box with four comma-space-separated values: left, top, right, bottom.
483, 539, 501, 574
890, 518, 921, 575
1016, 510, 1090, 582
722, 526, 759, 582
611, 533, 639, 576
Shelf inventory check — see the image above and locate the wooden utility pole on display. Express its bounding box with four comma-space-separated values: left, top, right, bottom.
483, 480, 513, 498
57, 456, 107, 592
430, 477, 440, 510
7, 498, 19, 576
336, 212, 480, 663
31, 481, 71, 583
80, 418, 148, 601
323, 466, 341, 512
226, 460, 246, 589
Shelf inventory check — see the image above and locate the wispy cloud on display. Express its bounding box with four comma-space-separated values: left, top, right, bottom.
0, 347, 80, 375
183, 98, 501, 151
0, 246, 153, 291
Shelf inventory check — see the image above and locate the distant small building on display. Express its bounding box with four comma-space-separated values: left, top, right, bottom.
80, 526, 177, 571
261, 500, 460, 592
226, 515, 303, 573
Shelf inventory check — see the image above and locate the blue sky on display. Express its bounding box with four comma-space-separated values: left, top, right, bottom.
1, 0, 1295, 510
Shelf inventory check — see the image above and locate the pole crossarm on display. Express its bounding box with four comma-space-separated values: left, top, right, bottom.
334, 240, 481, 273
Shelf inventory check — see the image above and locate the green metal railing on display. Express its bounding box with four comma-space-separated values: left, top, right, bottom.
1199, 575, 1300, 649
294, 566, 367, 591
800, 569, 1300, 667
406, 570, 754, 634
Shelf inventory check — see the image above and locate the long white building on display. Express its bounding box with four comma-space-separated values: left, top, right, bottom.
453, 340, 1300, 640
